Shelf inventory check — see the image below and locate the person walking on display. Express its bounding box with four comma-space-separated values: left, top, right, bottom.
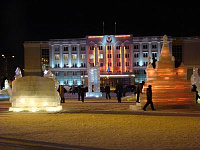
80, 85, 85, 103
115, 84, 123, 103
78, 85, 81, 101
136, 85, 140, 103
191, 84, 200, 104
143, 85, 155, 111
105, 84, 111, 99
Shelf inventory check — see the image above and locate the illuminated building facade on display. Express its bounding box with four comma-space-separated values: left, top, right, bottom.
24, 35, 200, 87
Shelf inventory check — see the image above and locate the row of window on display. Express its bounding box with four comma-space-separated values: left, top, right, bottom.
55, 71, 86, 77
55, 54, 86, 60
133, 44, 158, 50
89, 45, 130, 50
133, 61, 148, 67
134, 52, 157, 58
54, 63, 86, 68
54, 46, 86, 52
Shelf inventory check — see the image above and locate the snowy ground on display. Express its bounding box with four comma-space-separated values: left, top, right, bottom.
0, 92, 200, 149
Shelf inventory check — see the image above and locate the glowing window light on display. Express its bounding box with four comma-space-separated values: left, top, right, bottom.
20, 98, 25, 103
43, 102, 48, 106
88, 36, 104, 39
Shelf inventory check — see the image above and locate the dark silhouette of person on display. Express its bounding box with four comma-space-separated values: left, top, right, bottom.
143, 85, 155, 111
152, 56, 157, 69
80, 85, 85, 103
59, 85, 65, 103
191, 84, 200, 104
105, 84, 111, 99
78, 85, 81, 101
115, 84, 123, 103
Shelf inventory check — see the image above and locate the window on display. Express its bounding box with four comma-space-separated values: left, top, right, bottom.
72, 63, 77, 68
117, 54, 121, 58
72, 46, 77, 51
90, 54, 94, 59
73, 80, 77, 85
143, 62, 148, 66
64, 72, 68, 76
63, 54, 68, 60
107, 45, 112, 50
134, 62, 139, 66
143, 44, 148, 49
64, 64, 68, 68
126, 62, 130, 66
152, 52, 157, 58
134, 45, 139, 49
172, 45, 182, 68
41, 49, 49, 65
55, 46, 59, 52
116, 62, 121, 67
72, 72, 77, 76
100, 63, 103, 67
90, 46, 94, 50
125, 45, 129, 49
64, 80, 68, 85
81, 63, 86, 67
108, 62, 112, 67
81, 46, 85, 51
134, 52, 139, 58
98, 46, 103, 50
107, 54, 112, 58
116, 45, 121, 50
125, 53, 130, 58
72, 54, 77, 60
64, 47, 68, 52
143, 52, 148, 58
55, 72, 59, 76
99, 54, 103, 59
55, 54, 60, 60
152, 44, 157, 49
81, 54, 85, 60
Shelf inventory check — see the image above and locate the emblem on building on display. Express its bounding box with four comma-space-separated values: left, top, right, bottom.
106, 36, 112, 43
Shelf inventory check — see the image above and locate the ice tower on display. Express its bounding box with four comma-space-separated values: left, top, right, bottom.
86, 63, 102, 97
144, 35, 195, 105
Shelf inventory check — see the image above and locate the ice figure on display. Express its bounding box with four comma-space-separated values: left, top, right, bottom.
14, 67, 22, 80
191, 67, 200, 103
143, 35, 196, 106
4, 80, 12, 96
86, 63, 102, 97
9, 70, 62, 112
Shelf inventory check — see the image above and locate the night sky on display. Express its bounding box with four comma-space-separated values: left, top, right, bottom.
1, 0, 200, 77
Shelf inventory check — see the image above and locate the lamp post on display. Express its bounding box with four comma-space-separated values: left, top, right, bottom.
1, 54, 15, 77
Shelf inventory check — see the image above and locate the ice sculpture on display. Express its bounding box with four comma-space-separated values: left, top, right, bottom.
86, 63, 102, 97
9, 75, 62, 112
143, 35, 195, 105
14, 67, 22, 80
191, 67, 200, 103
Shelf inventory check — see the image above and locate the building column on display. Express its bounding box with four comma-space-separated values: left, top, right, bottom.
121, 43, 125, 72
139, 42, 143, 66
60, 45, 63, 68
148, 42, 152, 59
69, 44, 72, 67
94, 44, 98, 66
157, 42, 161, 60
51, 45, 54, 68
103, 45, 106, 71
77, 44, 80, 67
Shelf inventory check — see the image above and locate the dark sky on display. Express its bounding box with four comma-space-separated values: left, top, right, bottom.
1, 0, 200, 68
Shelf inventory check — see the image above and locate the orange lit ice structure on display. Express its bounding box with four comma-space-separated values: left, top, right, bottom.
144, 35, 195, 106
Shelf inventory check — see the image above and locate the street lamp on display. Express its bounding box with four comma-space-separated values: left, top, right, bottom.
1, 54, 15, 77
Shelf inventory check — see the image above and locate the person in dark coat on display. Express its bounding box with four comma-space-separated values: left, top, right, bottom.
59, 85, 65, 103
143, 85, 155, 111
78, 85, 81, 101
115, 84, 123, 103
105, 84, 111, 99
80, 85, 85, 103
136, 85, 140, 103
191, 85, 200, 104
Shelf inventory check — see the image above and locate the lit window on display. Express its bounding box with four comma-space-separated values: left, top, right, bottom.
81, 54, 86, 60
63, 54, 68, 60
72, 54, 77, 60
55, 55, 60, 60
99, 54, 103, 59
90, 54, 94, 59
